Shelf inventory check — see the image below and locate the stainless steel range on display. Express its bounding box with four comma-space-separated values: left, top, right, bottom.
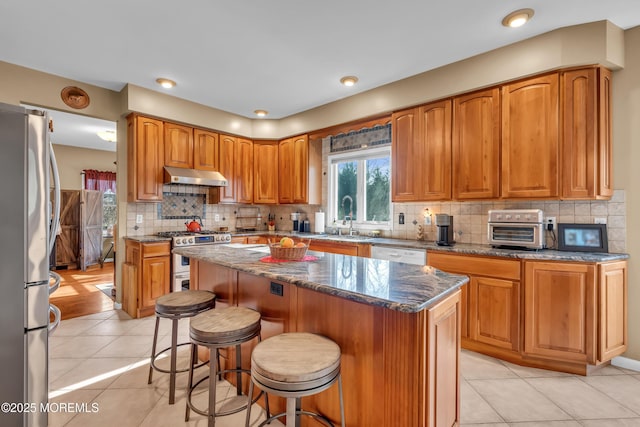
157, 231, 232, 292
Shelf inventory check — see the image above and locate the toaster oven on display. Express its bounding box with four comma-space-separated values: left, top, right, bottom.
487, 209, 546, 249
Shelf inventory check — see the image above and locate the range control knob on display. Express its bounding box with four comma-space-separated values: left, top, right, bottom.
224, 235, 231, 242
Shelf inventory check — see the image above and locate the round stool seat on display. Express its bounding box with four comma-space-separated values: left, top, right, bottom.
155, 290, 216, 316
246, 333, 344, 427
252, 333, 341, 392
190, 306, 261, 345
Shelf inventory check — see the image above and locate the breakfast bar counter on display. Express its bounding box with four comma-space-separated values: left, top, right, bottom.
173, 243, 469, 427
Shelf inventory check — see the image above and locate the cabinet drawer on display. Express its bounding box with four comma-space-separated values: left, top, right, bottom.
142, 242, 171, 258
428, 252, 520, 280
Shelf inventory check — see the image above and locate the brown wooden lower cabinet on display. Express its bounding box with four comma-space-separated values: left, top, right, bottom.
307, 239, 371, 257
192, 260, 461, 426
122, 239, 171, 318
429, 251, 627, 375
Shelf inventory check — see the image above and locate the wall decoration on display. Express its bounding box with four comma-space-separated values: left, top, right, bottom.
61, 86, 90, 109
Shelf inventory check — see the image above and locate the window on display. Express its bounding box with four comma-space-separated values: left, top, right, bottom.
328, 146, 391, 228
103, 190, 117, 235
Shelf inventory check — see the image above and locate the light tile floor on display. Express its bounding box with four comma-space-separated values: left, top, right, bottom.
49, 309, 640, 426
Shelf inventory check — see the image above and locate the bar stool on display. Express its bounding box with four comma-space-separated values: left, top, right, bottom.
148, 290, 216, 404
245, 332, 345, 427
186, 306, 264, 427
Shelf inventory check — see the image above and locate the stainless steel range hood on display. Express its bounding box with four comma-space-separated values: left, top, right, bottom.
164, 166, 228, 187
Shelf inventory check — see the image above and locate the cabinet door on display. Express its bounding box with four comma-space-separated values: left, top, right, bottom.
218, 134, 236, 203
278, 135, 308, 204
391, 108, 421, 201
453, 89, 500, 200
278, 138, 294, 204
127, 116, 164, 202
470, 276, 520, 350
235, 138, 253, 204
598, 67, 613, 198
419, 100, 452, 200
141, 256, 170, 312
291, 135, 309, 203
164, 122, 193, 169
524, 261, 596, 363
253, 141, 278, 204
561, 66, 614, 200
502, 74, 559, 198
308, 240, 359, 256
194, 129, 219, 171
598, 261, 627, 361
561, 69, 597, 199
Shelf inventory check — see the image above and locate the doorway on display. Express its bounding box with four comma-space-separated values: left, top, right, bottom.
29, 106, 118, 320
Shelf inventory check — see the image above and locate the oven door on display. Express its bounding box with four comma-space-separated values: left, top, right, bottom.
173, 252, 190, 274
173, 272, 190, 292
488, 222, 545, 249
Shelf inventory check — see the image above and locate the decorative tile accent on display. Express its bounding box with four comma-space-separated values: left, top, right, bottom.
330, 124, 391, 153
158, 192, 206, 219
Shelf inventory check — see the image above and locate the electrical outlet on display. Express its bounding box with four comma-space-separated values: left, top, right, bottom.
136, 214, 143, 224
545, 216, 556, 231
214, 214, 220, 222
594, 217, 607, 224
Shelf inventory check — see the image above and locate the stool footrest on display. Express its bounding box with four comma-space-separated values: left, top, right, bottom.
187, 368, 262, 418
150, 342, 206, 375
257, 409, 335, 427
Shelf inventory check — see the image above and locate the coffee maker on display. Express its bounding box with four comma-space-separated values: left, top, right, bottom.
290, 212, 300, 232
435, 214, 454, 246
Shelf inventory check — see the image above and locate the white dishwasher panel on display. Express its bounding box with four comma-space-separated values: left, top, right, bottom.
370, 246, 426, 265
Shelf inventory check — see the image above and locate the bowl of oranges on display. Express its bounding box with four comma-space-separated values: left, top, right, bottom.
269, 237, 308, 260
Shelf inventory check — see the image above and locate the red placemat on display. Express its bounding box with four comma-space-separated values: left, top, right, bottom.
260, 255, 319, 263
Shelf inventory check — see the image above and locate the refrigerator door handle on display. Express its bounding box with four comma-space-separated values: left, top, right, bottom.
49, 141, 61, 253
48, 304, 61, 335
49, 270, 61, 295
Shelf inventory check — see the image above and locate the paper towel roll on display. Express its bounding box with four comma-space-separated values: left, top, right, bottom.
314, 211, 325, 233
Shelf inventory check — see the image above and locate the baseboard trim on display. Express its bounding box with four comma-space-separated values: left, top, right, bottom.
612, 356, 640, 372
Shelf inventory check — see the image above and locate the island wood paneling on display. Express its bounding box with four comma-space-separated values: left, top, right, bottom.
192, 259, 461, 426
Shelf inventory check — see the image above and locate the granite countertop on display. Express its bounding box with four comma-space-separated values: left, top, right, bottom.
123, 235, 172, 243
231, 231, 629, 263
172, 244, 468, 313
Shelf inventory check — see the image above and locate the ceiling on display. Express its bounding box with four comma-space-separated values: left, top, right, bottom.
2, 1, 640, 150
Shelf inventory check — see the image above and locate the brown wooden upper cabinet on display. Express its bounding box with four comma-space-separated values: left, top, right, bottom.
392, 100, 452, 202
164, 122, 220, 172
452, 88, 501, 200
193, 129, 220, 171
127, 114, 164, 202
217, 134, 253, 204
164, 122, 194, 169
253, 141, 279, 204
278, 135, 309, 204
561, 67, 613, 199
501, 73, 560, 199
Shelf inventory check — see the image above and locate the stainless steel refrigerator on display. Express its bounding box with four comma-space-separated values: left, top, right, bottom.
0, 102, 61, 427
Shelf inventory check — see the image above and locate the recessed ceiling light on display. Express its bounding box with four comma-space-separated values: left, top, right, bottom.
97, 130, 117, 142
155, 78, 176, 89
340, 76, 358, 87
502, 8, 534, 28
254, 109, 268, 117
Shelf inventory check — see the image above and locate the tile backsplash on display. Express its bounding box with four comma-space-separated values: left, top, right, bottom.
126, 184, 627, 254
391, 190, 627, 253
126, 184, 322, 236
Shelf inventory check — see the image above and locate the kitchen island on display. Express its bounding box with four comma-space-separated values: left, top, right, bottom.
173, 244, 469, 427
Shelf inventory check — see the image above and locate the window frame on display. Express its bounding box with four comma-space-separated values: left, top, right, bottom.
327, 146, 392, 230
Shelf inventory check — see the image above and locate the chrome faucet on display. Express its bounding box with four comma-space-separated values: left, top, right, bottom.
341, 195, 354, 236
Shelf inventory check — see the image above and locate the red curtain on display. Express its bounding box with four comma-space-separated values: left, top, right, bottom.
84, 169, 116, 193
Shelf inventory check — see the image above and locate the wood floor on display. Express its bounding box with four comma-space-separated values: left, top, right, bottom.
50, 263, 115, 320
